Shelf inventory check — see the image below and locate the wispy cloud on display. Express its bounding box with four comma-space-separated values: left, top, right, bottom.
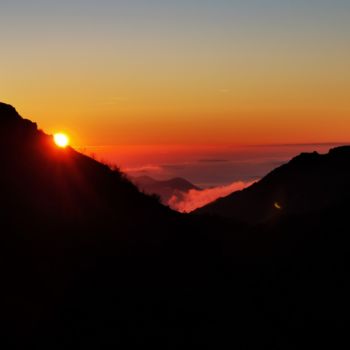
168, 180, 256, 213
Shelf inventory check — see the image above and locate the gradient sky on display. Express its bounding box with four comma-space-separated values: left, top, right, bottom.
1, 0, 350, 150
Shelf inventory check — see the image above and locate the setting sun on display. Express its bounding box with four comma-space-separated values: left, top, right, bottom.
54, 133, 69, 148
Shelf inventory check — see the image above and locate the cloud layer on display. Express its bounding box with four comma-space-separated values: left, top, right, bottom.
167, 180, 255, 213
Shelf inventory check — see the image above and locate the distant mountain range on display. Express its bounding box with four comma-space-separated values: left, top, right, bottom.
131, 175, 201, 203
2, 101, 350, 348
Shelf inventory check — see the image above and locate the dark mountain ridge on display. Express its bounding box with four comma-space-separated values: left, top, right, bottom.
1, 102, 250, 348
1, 102, 350, 349
195, 146, 350, 224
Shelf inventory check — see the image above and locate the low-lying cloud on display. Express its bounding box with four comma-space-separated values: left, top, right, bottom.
123, 165, 164, 174
168, 180, 256, 213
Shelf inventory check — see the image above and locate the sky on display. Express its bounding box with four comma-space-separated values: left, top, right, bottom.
1, 0, 350, 186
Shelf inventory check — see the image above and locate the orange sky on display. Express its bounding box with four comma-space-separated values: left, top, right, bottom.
1, 1, 350, 150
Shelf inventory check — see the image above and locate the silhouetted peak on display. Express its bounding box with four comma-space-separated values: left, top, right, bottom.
0, 102, 21, 121
164, 177, 196, 186
0, 102, 38, 139
131, 175, 201, 204
155, 177, 201, 191
328, 145, 350, 157
288, 151, 321, 166
133, 176, 200, 191
196, 145, 350, 223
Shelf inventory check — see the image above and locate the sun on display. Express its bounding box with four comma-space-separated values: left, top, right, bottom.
54, 133, 69, 148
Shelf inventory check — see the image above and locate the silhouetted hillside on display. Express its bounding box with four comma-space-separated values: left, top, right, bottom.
0, 102, 257, 348
131, 175, 201, 203
0, 103, 171, 224
1, 102, 350, 349
195, 147, 350, 223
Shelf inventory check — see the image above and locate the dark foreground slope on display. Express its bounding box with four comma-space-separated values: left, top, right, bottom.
195, 147, 350, 223
1, 102, 350, 349
0, 103, 263, 348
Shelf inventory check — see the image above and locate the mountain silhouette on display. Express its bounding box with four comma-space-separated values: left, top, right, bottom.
0, 102, 254, 348
195, 147, 350, 224
131, 175, 201, 203
1, 102, 350, 349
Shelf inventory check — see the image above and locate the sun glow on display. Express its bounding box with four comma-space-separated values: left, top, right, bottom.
274, 202, 282, 210
54, 133, 69, 148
